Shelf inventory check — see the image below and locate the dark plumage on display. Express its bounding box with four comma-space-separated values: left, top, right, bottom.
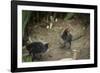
26, 42, 48, 61
61, 28, 72, 49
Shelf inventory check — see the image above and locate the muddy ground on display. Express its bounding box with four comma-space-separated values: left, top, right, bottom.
22, 17, 90, 62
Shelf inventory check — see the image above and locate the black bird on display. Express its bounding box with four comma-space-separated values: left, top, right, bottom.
26, 42, 48, 61
61, 28, 72, 49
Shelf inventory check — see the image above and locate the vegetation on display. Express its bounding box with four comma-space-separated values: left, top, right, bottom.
22, 10, 90, 62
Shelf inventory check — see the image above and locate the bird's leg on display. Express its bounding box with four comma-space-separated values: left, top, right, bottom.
68, 42, 71, 49
31, 54, 36, 61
